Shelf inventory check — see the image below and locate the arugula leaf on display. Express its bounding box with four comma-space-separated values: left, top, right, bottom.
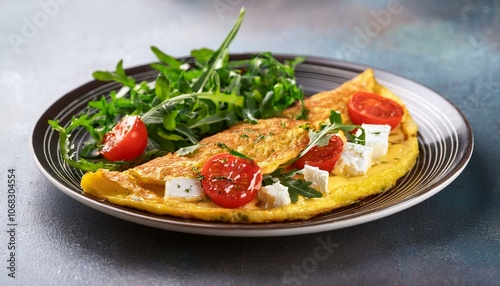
191, 7, 246, 93
290, 110, 364, 165
216, 143, 250, 159
48, 120, 126, 172
285, 179, 322, 202
151, 46, 182, 68
92, 60, 136, 88
177, 144, 201, 156
155, 74, 171, 101
191, 48, 214, 67
263, 168, 322, 203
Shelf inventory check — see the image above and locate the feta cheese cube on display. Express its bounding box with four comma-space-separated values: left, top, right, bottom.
129, 195, 143, 202
165, 177, 204, 201
362, 124, 391, 159
258, 182, 291, 209
333, 142, 373, 177
302, 165, 330, 194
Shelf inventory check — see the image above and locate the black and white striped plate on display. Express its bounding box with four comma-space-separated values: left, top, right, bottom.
31, 55, 474, 237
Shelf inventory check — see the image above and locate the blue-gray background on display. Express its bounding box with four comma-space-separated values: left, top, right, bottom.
0, 0, 498, 285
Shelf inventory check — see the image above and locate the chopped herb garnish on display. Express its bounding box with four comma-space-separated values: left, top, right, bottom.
254, 134, 266, 143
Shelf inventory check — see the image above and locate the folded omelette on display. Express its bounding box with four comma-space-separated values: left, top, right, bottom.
81, 69, 419, 223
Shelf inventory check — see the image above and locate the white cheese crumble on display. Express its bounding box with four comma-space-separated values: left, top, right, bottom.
302, 165, 330, 194
362, 124, 391, 159
258, 182, 291, 209
129, 195, 143, 202
333, 142, 373, 177
164, 177, 204, 201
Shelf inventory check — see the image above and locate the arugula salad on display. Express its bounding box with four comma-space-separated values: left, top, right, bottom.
49, 8, 309, 172
49, 8, 364, 203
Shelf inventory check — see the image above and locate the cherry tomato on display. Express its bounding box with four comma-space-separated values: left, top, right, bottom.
200, 153, 262, 208
100, 115, 148, 161
348, 91, 404, 129
292, 135, 344, 172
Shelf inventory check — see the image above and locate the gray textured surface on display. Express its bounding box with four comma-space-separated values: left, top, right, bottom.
1, 0, 499, 285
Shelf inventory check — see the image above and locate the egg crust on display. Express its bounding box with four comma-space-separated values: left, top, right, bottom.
81, 68, 419, 223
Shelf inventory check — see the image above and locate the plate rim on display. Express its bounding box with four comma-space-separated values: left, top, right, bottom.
30, 54, 474, 237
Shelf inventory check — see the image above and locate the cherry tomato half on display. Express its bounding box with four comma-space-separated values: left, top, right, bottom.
100, 115, 148, 162
292, 135, 344, 173
348, 91, 404, 129
200, 153, 262, 208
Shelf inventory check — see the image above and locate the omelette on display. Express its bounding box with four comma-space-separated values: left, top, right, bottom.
81, 69, 419, 223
